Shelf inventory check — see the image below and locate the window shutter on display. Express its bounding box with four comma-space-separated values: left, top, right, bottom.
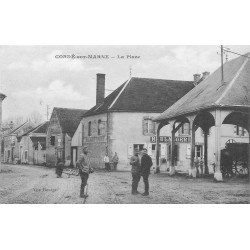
186, 144, 191, 159
128, 143, 133, 157
148, 143, 153, 156
233, 125, 237, 136
142, 118, 146, 135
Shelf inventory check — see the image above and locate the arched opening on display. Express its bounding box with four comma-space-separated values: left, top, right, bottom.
221, 111, 249, 176
193, 111, 215, 175
155, 121, 170, 173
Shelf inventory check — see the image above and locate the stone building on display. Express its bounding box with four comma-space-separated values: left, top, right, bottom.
46, 107, 86, 166
73, 74, 194, 170
19, 121, 49, 165
3, 121, 36, 163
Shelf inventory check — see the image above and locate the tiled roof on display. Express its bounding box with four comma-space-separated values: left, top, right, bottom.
155, 53, 250, 121
53, 107, 87, 137
84, 77, 194, 116
8, 121, 29, 135
83, 82, 127, 117
21, 121, 49, 136
32, 121, 49, 134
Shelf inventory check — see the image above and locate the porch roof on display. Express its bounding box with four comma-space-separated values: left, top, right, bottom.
155, 53, 250, 122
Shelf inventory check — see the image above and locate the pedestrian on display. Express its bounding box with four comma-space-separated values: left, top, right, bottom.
130, 150, 141, 195
199, 157, 204, 175
112, 152, 119, 170
56, 158, 64, 178
76, 146, 94, 198
140, 148, 153, 196
104, 153, 110, 171
194, 156, 199, 175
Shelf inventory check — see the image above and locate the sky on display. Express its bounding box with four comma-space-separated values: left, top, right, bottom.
1, 45, 250, 122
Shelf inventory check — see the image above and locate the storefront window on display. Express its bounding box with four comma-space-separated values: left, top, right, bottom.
133, 144, 144, 153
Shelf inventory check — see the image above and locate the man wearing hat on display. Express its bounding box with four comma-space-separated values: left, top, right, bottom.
76, 146, 93, 198
130, 150, 141, 195
140, 148, 153, 196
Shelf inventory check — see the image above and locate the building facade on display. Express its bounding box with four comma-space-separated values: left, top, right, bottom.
19, 122, 49, 165
73, 74, 194, 170
46, 107, 86, 167
3, 121, 35, 163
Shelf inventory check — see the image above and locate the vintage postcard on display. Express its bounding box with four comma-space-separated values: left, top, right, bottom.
0, 45, 249, 204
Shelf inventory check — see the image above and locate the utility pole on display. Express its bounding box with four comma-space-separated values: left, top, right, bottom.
221, 45, 224, 83
46, 105, 50, 121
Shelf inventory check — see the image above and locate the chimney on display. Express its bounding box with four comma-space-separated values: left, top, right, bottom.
193, 74, 201, 86
202, 71, 210, 80
96, 73, 105, 106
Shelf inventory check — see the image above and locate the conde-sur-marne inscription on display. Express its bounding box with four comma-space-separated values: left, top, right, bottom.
55, 54, 140, 59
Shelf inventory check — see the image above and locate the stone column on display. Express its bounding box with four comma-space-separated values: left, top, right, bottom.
156, 124, 160, 173
204, 128, 209, 175
214, 109, 223, 181
189, 120, 196, 177
170, 124, 176, 176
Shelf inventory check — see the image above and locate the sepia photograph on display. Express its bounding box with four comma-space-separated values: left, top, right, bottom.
0, 45, 249, 204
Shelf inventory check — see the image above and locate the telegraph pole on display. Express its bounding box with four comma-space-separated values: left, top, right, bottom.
221, 45, 224, 83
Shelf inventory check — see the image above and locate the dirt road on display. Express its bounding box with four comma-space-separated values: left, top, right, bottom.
0, 164, 249, 204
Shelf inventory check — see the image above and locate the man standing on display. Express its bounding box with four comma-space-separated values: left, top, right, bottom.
130, 150, 141, 195
112, 152, 119, 170
140, 148, 153, 196
104, 153, 110, 171
76, 146, 93, 198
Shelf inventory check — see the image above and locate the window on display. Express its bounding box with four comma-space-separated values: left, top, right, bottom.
195, 145, 203, 158
58, 138, 61, 146
179, 123, 190, 135
143, 118, 155, 134
50, 136, 55, 146
88, 121, 92, 136
234, 125, 246, 136
133, 144, 144, 154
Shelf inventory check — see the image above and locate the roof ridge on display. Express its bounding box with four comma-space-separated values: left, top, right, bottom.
131, 76, 193, 82
215, 56, 249, 105
108, 78, 131, 110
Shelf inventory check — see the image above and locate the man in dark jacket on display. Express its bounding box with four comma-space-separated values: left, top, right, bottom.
140, 148, 153, 196
76, 146, 94, 198
56, 158, 64, 178
130, 150, 141, 195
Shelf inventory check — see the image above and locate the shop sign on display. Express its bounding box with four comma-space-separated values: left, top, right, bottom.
150, 136, 170, 143
175, 137, 191, 143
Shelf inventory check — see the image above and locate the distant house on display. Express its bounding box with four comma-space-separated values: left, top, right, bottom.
19, 121, 49, 165
46, 107, 87, 167
72, 74, 194, 170
3, 121, 36, 163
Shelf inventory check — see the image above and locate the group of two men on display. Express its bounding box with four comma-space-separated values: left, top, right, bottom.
130, 148, 153, 196
76, 147, 153, 198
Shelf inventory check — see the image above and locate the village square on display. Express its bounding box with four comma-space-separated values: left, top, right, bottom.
0, 45, 249, 204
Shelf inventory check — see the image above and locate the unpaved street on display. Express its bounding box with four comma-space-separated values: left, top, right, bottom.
0, 164, 249, 204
